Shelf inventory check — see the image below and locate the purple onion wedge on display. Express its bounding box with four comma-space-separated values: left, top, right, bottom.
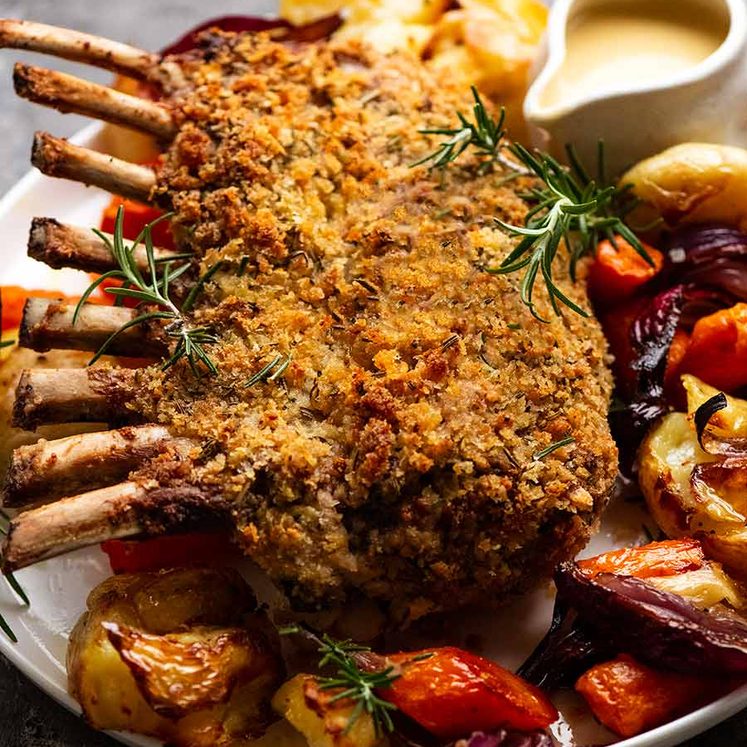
555, 562, 747, 675
452, 731, 553, 747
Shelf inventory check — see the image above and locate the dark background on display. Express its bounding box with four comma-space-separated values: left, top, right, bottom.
0, 0, 744, 744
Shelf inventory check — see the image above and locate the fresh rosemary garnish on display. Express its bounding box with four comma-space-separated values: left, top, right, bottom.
412, 86, 506, 171
413, 90, 649, 319
317, 635, 399, 736
0, 510, 30, 642
489, 142, 650, 320
244, 353, 292, 387
280, 626, 399, 736
534, 436, 575, 461
75, 207, 220, 377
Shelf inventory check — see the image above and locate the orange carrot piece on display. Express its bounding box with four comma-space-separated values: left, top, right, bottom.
576, 655, 711, 738
588, 236, 663, 308
1, 286, 97, 333
578, 539, 704, 579
679, 303, 747, 392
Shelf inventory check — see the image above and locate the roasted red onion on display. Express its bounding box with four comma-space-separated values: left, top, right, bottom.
518, 600, 608, 691
453, 731, 553, 747
555, 562, 747, 675
664, 225, 747, 306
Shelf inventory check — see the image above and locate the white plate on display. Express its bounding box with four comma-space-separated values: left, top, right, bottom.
0, 124, 745, 747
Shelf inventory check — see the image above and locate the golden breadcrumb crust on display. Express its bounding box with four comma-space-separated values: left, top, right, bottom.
120, 31, 616, 620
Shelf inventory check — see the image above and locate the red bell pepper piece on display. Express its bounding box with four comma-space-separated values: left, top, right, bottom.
100, 197, 174, 250
101, 532, 236, 574
381, 646, 557, 741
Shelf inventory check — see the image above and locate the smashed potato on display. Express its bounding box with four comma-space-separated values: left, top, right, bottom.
272, 674, 388, 747
638, 375, 747, 578
622, 143, 747, 232
68, 567, 283, 746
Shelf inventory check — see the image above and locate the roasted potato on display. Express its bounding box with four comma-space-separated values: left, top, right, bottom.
638, 376, 747, 579
622, 143, 747, 232
272, 674, 388, 747
68, 567, 283, 746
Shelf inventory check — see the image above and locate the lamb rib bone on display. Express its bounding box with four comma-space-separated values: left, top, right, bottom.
12, 368, 135, 429
2, 482, 226, 571
0, 19, 161, 80
32, 132, 157, 203
28, 218, 181, 274
2, 425, 181, 507
14, 63, 176, 140
19, 297, 166, 357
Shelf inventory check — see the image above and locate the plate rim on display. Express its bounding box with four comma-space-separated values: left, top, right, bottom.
0, 123, 745, 747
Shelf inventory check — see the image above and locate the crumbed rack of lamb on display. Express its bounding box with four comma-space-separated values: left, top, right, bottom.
0, 19, 617, 622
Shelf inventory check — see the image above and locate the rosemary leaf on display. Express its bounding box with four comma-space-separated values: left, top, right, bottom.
534, 436, 575, 461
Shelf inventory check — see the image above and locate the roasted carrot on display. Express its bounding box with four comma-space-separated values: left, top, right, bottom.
382, 647, 557, 740
578, 539, 705, 580
678, 303, 747, 392
576, 654, 712, 738
588, 236, 663, 308
0, 286, 96, 332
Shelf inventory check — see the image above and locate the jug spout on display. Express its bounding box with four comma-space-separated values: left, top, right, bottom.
524, 0, 744, 177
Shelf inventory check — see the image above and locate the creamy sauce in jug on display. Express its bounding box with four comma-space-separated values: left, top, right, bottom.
540, 0, 729, 109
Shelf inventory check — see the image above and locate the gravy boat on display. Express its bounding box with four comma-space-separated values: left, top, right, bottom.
524, 0, 747, 177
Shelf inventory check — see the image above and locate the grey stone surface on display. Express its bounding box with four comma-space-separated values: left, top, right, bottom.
0, 1, 744, 745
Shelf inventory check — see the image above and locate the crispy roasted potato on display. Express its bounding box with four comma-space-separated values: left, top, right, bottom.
638, 376, 747, 579
68, 567, 283, 746
622, 143, 747, 232
272, 674, 388, 747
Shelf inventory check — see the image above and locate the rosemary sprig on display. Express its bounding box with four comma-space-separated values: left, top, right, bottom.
412, 86, 507, 171
534, 436, 575, 461
244, 353, 292, 387
75, 207, 219, 377
489, 142, 651, 321
413, 91, 649, 319
0, 510, 30, 643
280, 626, 399, 736
317, 635, 399, 736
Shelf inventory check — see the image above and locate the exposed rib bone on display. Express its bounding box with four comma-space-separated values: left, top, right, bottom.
28, 218, 180, 273
19, 297, 166, 357
12, 368, 133, 429
2, 482, 225, 570
2, 425, 176, 507
32, 132, 157, 203
0, 19, 158, 80
14, 63, 176, 140
3, 482, 146, 569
